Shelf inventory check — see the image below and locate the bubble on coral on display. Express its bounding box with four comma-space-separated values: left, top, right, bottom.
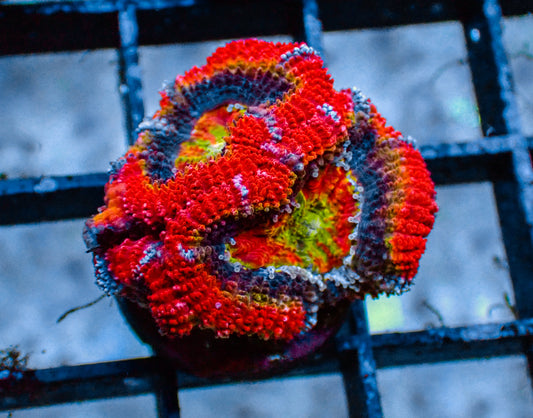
84, 39, 438, 378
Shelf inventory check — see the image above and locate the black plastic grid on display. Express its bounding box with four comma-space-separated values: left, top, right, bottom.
1, 1, 532, 417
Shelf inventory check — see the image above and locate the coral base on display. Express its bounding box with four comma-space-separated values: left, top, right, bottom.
117, 297, 350, 379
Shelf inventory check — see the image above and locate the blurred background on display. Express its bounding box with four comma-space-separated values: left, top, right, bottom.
1, 8, 533, 418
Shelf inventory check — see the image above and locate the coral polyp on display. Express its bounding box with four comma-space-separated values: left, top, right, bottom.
84, 39, 437, 377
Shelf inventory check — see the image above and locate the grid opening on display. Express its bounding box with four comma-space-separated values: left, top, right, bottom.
10, 394, 157, 418
179, 375, 348, 418
502, 15, 533, 136
377, 355, 533, 418
0, 220, 150, 370
323, 22, 481, 145
0, 50, 124, 178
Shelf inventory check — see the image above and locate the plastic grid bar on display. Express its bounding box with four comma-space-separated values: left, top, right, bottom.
1, 1, 532, 417
1, 317, 532, 412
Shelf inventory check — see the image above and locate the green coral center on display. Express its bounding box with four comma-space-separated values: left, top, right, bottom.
226, 168, 357, 274
277, 192, 337, 267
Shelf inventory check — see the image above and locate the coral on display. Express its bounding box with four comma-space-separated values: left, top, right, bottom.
84, 39, 437, 376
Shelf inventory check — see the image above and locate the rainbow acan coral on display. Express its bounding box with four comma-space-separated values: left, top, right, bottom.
84, 39, 437, 377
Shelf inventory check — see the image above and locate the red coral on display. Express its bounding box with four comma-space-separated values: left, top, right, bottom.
84, 39, 437, 349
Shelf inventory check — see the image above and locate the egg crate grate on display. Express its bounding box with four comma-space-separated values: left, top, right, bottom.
1, 1, 532, 417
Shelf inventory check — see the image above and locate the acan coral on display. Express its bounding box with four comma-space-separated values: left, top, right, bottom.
84, 39, 437, 378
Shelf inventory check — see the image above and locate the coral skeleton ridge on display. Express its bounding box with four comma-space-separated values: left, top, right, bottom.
84, 39, 438, 346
